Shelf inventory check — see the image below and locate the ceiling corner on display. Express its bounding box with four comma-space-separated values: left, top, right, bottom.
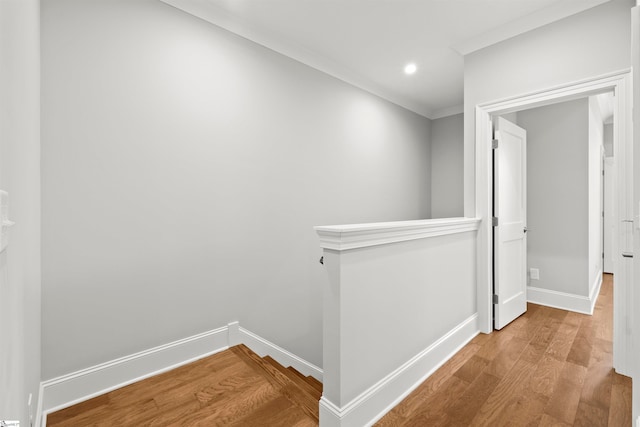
161, 0, 436, 119
430, 105, 464, 120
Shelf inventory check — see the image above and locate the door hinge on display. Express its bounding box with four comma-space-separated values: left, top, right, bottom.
492, 217, 498, 227
493, 294, 499, 304
492, 139, 499, 149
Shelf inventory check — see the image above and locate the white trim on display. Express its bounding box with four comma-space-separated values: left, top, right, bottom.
475, 70, 633, 376
478, 70, 630, 114
527, 287, 592, 314
526, 271, 602, 315
35, 384, 44, 427
37, 323, 323, 426
238, 327, 323, 382
319, 314, 479, 427
38, 327, 229, 425
315, 217, 480, 251
589, 270, 603, 314
228, 320, 241, 346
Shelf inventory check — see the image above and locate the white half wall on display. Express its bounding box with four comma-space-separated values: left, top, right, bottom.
316, 218, 480, 426
41, 0, 433, 381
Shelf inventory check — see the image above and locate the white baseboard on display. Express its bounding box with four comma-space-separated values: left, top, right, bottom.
589, 270, 603, 314
37, 322, 322, 426
319, 314, 479, 427
527, 282, 600, 315
37, 326, 229, 426
528, 271, 602, 315
236, 325, 323, 382
37, 314, 477, 427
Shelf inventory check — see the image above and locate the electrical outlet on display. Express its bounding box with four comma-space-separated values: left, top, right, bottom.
530, 268, 540, 280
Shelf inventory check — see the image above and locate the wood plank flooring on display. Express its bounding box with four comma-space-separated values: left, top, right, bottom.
46, 345, 322, 426
376, 273, 631, 426
48, 274, 631, 426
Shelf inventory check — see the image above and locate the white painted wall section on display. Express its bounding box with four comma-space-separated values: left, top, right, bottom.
316, 218, 480, 426
0, 0, 42, 425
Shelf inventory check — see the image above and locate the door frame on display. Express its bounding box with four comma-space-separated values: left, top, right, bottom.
475, 69, 633, 376
604, 156, 616, 274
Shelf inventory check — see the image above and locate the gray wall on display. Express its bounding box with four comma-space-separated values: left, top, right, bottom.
41, 0, 432, 379
430, 114, 464, 218
0, 0, 41, 423
517, 99, 590, 296
604, 123, 614, 157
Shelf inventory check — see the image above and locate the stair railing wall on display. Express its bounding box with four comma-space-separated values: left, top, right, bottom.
315, 217, 481, 427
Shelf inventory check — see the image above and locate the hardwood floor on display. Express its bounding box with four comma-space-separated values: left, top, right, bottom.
48, 274, 631, 426
46, 345, 322, 426
376, 273, 631, 426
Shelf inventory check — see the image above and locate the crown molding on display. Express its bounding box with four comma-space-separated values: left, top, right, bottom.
160, 0, 434, 118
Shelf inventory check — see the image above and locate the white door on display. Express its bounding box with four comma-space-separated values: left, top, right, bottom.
493, 117, 527, 330
604, 158, 615, 274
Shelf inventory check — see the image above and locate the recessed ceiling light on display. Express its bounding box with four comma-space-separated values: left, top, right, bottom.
404, 63, 417, 75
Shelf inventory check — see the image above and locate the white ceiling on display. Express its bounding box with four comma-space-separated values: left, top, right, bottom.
161, 0, 610, 119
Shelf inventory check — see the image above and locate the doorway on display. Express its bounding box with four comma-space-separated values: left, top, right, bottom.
494, 95, 613, 323
476, 70, 633, 376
